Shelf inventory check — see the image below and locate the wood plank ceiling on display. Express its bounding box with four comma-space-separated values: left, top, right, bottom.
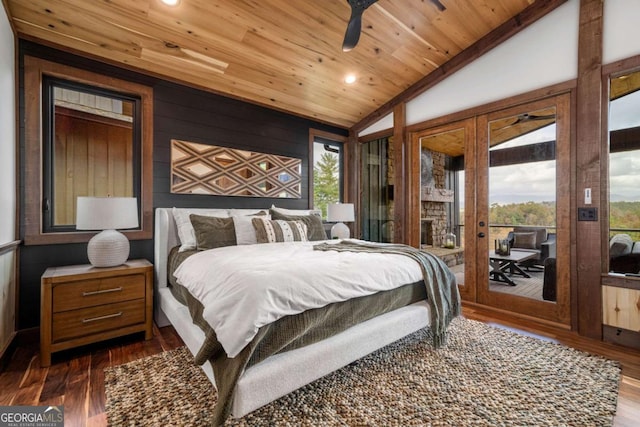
5, 0, 536, 128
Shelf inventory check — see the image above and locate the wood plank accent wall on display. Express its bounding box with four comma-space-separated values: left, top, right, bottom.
575, 0, 604, 339
17, 40, 346, 329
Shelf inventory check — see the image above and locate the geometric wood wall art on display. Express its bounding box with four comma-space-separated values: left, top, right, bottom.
171, 139, 302, 198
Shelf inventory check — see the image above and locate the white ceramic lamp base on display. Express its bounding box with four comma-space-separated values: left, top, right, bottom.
331, 222, 350, 239
87, 229, 130, 267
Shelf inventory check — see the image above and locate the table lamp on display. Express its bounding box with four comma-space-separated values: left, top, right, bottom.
327, 203, 355, 239
76, 197, 139, 267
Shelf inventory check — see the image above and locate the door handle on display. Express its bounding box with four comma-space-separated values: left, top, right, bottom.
478, 232, 485, 238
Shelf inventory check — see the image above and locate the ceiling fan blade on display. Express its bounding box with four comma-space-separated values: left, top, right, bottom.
342, 0, 378, 52
342, 12, 363, 52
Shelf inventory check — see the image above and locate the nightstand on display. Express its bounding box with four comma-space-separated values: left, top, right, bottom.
40, 259, 153, 366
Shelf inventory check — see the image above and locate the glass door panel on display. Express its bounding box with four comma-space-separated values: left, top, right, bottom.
412, 119, 475, 300
477, 95, 570, 325
361, 137, 393, 243
487, 107, 557, 299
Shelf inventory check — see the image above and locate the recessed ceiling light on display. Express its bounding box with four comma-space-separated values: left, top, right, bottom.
344, 74, 357, 85
161, 0, 180, 6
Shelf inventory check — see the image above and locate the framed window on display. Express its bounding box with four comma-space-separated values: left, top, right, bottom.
24, 56, 153, 245
310, 131, 346, 218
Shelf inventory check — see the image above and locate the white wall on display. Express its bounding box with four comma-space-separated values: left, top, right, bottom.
603, 0, 640, 65
0, 4, 15, 244
360, 112, 394, 137
0, 4, 16, 354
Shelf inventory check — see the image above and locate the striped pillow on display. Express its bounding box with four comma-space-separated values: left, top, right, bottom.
252, 217, 308, 243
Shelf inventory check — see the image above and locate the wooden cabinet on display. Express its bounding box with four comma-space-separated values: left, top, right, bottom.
40, 259, 153, 366
602, 283, 640, 350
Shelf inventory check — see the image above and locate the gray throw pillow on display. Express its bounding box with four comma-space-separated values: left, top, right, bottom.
513, 226, 547, 249
270, 209, 327, 241
512, 232, 537, 249
189, 214, 237, 251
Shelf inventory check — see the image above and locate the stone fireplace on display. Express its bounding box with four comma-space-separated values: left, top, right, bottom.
420, 149, 453, 248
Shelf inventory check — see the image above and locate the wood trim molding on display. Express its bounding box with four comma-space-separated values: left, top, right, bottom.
392, 103, 406, 245
351, 0, 569, 134
357, 128, 392, 144
575, 0, 604, 339
602, 53, 640, 77
23, 56, 153, 245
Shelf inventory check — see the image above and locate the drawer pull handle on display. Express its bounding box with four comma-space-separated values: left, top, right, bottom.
82, 312, 123, 323
82, 287, 123, 296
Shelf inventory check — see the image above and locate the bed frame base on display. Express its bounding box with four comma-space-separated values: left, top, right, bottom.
158, 287, 429, 417
154, 208, 431, 418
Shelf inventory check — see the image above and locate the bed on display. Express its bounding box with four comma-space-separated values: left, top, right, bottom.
153, 207, 459, 425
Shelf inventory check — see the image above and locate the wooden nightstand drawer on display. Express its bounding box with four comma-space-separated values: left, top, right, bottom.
52, 299, 146, 342
53, 273, 145, 312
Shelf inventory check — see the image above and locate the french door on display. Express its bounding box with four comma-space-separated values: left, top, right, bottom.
410, 94, 571, 325
475, 95, 571, 325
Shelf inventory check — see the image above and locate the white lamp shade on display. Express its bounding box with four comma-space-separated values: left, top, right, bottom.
76, 197, 139, 230
327, 203, 355, 222
76, 197, 138, 268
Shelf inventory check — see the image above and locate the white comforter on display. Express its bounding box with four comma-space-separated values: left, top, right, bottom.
173, 239, 423, 358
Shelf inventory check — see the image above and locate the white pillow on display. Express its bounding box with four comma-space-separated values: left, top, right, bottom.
172, 207, 229, 252
232, 212, 271, 245
270, 205, 322, 217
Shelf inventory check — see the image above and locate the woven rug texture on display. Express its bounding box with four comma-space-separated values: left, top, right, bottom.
105, 317, 620, 426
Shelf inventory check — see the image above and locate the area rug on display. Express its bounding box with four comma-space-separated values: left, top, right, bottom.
104, 317, 620, 426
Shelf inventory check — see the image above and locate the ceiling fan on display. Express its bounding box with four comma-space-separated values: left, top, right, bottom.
342, 0, 378, 52
341, 0, 448, 52
496, 113, 556, 131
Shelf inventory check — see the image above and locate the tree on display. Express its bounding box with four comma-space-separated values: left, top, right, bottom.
314, 152, 340, 218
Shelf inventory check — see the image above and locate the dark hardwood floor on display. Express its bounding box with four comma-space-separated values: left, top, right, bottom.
1, 307, 639, 426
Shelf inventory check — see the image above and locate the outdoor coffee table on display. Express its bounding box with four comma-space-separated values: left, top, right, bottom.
489, 250, 538, 286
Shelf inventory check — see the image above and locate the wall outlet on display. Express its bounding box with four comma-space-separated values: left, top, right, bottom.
578, 207, 598, 221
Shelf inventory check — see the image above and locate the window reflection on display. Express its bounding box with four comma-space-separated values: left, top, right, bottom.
44, 80, 139, 232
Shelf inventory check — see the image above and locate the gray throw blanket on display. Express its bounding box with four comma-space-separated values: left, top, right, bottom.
314, 240, 461, 347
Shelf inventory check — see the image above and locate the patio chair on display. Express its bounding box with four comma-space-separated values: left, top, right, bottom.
506, 226, 556, 271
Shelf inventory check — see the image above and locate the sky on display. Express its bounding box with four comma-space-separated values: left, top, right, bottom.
488, 123, 557, 206
609, 90, 640, 202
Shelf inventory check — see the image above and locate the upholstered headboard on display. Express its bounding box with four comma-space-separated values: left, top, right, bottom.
154, 208, 181, 290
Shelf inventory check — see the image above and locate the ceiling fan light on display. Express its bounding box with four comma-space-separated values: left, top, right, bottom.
161, 0, 180, 6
